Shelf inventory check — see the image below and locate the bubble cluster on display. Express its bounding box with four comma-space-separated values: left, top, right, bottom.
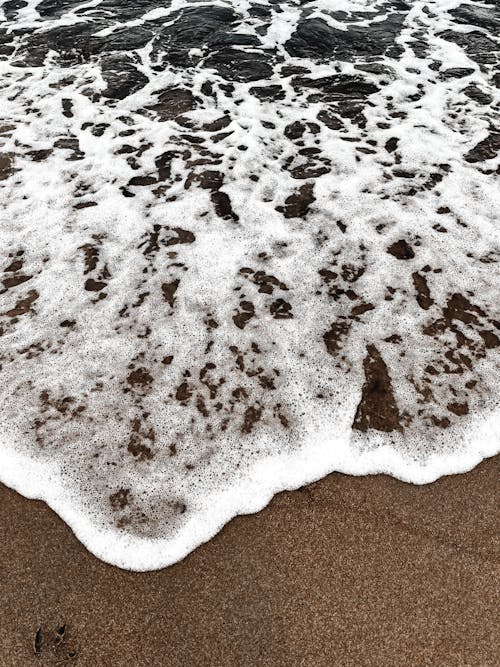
0, 0, 499, 569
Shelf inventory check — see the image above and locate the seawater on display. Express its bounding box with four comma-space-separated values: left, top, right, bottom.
0, 0, 499, 570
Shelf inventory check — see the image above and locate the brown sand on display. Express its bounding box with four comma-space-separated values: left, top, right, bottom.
0, 455, 498, 667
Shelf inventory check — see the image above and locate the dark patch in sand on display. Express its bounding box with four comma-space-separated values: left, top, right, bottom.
353, 345, 402, 433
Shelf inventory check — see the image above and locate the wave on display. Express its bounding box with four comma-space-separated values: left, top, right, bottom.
0, 0, 499, 570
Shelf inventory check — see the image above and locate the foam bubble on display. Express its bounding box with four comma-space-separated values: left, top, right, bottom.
0, 0, 499, 570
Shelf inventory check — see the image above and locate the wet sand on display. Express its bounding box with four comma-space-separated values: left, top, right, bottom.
0, 455, 498, 667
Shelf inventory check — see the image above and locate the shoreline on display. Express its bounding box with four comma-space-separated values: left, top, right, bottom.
1, 454, 498, 666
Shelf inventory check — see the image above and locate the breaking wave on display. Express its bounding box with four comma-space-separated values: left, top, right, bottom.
0, 0, 499, 569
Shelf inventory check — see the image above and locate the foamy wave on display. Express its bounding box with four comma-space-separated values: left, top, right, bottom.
0, 0, 499, 570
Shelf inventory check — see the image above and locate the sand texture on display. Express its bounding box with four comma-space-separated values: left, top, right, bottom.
0, 455, 498, 667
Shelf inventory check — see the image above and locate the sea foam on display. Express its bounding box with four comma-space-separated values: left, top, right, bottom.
0, 0, 499, 570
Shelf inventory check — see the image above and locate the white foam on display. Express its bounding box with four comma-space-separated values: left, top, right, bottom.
0, 0, 499, 570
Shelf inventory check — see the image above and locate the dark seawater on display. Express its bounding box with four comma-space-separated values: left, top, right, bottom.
0, 1, 499, 569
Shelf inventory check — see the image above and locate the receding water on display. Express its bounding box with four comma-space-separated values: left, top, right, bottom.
0, 0, 499, 569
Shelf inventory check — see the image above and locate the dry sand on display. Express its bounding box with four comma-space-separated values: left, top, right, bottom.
0, 455, 498, 666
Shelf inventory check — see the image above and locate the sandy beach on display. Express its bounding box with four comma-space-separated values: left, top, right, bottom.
1, 2, 499, 664
1, 454, 498, 666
